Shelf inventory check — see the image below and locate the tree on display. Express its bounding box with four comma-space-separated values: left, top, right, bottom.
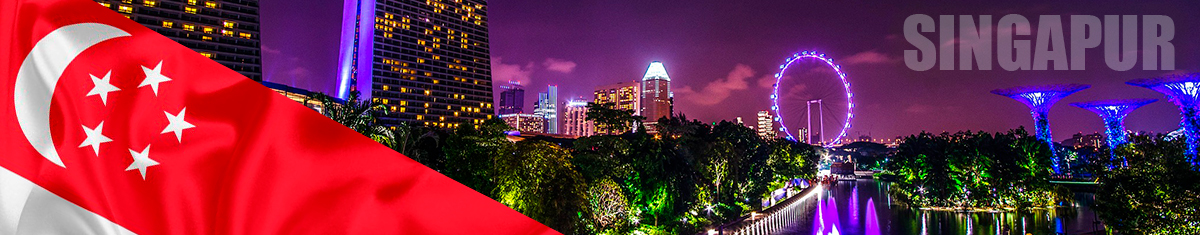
1093, 134, 1200, 235
307, 91, 395, 147
494, 140, 589, 233
886, 129, 1059, 210
442, 118, 513, 198
585, 102, 644, 135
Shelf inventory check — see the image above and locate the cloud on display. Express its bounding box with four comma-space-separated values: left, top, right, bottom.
542, 58, 577, 73
491, 57, 536, 85
757, 74, 788, 89
287, 67, 311, 79
842, 50, 901, 65
677, 64, 755, 105
261, 45, 281, 55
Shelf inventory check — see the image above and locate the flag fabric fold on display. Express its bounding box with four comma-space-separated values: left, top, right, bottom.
0, 0, 559, 234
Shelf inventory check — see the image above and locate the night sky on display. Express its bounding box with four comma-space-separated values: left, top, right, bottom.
259, 0, 1199, 140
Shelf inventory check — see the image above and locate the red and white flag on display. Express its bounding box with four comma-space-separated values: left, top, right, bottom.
0, 0, 558, 234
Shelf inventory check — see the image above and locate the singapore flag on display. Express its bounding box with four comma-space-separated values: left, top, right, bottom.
0, 0, 558, 234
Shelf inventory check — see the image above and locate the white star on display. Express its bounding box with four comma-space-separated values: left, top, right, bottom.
126, 145, 159, 180
78, 121, 112, 157
161, 108, 195, 142
138, 61, 172, 96
86, 71, 120, 105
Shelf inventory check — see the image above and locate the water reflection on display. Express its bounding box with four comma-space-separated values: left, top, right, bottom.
777, 180, 1103, 235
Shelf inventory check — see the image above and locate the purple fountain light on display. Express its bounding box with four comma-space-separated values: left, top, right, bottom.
1071, 99, 1157, 167
992, 84, 1091, 174
865, 198, 880, 235
1128, 73, 1200, 166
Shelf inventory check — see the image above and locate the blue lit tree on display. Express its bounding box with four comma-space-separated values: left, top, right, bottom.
1128, 73, 1200, 166
992, 84, 1090, 174
1071, 99, 1157, 167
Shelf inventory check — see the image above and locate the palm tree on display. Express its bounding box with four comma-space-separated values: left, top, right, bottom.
306, 91, 396, 148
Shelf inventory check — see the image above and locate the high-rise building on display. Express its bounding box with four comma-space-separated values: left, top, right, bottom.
533, 85, 558, 134
594, 81, 641, 114
337, 0, 494, 128
96, 0, 263, 81
562, 100, 594, 137
757, 110, 776, 139
593, 81, 640, 134
263, 81, 336, 114
497, 81, 524, 115
499, 113, 545, 134
640, 61, 673, 125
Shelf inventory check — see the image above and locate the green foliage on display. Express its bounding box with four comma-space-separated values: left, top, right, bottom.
441, 119, 513, 197
584, 102, 644, 135
306, 101, 821, 234
1092, 134, 1200, 235
495, 140, 590, 234
886, 128, 1061, 210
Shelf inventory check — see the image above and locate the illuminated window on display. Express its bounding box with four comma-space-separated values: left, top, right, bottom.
203, 27, 214, 34
221, 29, 234, 37
187, 0, 197, 5
98, 2, 111, 7
201, 36, 213, 41
238, 32, 252, 39
121, 0, 132, 3
205, 1, 217, 8
117, 5, 133, 13
143, 0, 156, 7
222, 21, 235, 28
183, 24, 195, 31
199, 52, 214, 58
184, 6, 197, 14
161, 21, 173, 28
382, 85, 389, 91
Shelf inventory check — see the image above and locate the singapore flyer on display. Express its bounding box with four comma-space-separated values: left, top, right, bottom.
770, 51, 853, 147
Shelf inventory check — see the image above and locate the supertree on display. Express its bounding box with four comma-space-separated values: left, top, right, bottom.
1128, 73, 1200, 166
1071, 99, 1157, 167
992, 84, 1091, 174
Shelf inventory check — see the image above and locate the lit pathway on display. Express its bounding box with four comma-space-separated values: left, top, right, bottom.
719, 185, 823, 235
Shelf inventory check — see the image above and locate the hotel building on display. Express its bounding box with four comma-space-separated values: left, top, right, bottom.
338, 0, 494, 128
95, 0, 263, 81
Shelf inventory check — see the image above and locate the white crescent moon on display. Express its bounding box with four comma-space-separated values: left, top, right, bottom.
14, 23, 130, 168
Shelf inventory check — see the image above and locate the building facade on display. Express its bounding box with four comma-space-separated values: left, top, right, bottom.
338, 0, 494, 128
757, 110, 776, 139
497, 81, 524, 115
96, 0, 263, 81
263, 81, 338, 114
562, 100, 594, 137
500, 113, 545, 134
640, 61, 673, 125
533, 85, 559, 134
594, 81, 641, 114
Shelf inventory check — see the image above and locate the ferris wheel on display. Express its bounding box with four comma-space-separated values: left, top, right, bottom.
770, 51, 854, 147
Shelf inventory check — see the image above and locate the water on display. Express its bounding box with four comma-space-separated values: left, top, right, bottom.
776, 180, 1104, 235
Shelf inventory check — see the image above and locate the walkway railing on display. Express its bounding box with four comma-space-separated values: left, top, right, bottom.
713, 184, 823, 235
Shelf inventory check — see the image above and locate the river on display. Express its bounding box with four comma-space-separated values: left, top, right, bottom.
772, 179, 1105, 235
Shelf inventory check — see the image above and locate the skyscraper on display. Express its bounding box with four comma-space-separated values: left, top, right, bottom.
497, 81, 525, 115
338, 0, 494, 128
757, 110, 776, 139
96, 0, 263, 81
594, 81, 641, 114
562, 100, 594, 137
593, 81, 640, 134
533, 85, 558, 134
640, 61, 673, 126
499, 113, 545, 134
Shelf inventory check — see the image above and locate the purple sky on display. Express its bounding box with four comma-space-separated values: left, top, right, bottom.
259, 0, 1198, 140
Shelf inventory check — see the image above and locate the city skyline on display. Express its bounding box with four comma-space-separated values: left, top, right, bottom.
259, 0, 1199, 140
